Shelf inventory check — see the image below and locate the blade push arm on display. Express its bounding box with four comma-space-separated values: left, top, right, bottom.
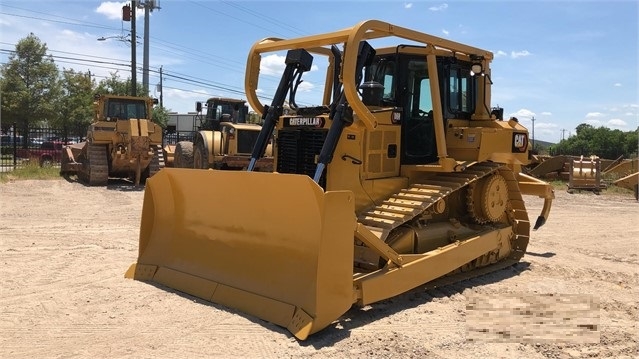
313, 41, 375, 183
247, 49, 313, 171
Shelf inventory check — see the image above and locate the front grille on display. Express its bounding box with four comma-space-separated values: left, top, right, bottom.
237, 130, 260, 154
277, 128, 328, 188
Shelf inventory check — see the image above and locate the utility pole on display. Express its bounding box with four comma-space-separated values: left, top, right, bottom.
159, 65, 163, 108
531, 116, 536, 151
130, 1, 136, 96
561, 128, 566, 141
140, 0, 161, 95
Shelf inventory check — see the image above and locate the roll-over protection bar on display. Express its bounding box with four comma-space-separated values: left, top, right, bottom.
244, 19, 494, 131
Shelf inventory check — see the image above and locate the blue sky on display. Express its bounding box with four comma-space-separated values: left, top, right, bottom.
1, 0, 637, 143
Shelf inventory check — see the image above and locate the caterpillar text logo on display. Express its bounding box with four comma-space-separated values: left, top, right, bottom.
284, 117, 325, 128
512, 133, 528, 153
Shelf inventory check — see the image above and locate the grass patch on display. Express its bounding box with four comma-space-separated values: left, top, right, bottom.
549, 180, 567, 190
549, 178, 636, 198
0, 162, 61, 184
604, 183, 636, 197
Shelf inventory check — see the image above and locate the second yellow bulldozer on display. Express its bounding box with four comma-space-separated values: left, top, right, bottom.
61, 94, 163, 185
126, 20, 554, 340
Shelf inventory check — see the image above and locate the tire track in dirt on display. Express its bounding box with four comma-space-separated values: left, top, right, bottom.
2, 179, 638, 358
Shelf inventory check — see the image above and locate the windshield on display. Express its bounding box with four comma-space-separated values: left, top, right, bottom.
105, 99, 147, 119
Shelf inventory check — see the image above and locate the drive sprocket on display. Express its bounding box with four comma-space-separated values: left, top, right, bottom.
467, 173, 509, 224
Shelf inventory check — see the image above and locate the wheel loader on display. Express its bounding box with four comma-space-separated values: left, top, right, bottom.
60, 94, 164, 186
169, 97, 273, 171
126, 20, 555, 340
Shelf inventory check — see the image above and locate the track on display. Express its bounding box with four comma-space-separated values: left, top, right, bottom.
78, 144, 108, 186
357, 162, 530, 280
145, 145, 165, 179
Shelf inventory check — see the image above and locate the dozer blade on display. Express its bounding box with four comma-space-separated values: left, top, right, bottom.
125, 168, 357, 339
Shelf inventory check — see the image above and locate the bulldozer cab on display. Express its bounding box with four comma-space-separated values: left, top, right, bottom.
101, 96, 150, 121
363, 53, 478, 165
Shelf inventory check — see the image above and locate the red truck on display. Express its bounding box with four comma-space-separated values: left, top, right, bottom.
16, 141, 64, 167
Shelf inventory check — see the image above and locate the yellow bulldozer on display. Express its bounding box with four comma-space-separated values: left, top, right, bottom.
126, 20, 554, 340
61, 94, 163, 186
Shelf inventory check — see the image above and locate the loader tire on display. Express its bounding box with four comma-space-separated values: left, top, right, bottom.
174, 141, 194, 168
193, 139, 208, 169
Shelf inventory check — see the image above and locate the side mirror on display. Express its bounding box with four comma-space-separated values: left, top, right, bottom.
196, 101, 202, 113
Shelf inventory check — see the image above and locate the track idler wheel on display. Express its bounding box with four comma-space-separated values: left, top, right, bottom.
467, 173, 509, 224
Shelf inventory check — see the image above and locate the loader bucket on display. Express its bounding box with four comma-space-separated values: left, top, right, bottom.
125, 168, 357, 339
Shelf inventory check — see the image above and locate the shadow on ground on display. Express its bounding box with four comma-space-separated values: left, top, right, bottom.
129, 261, 532, 348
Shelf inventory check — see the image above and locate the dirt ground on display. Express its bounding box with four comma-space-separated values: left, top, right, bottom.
1, 177, 637, 359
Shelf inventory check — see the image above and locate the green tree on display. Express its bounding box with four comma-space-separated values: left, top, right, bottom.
554, 123, 637, 158
55, 68, 95, 137
152, 105, 170, 128
247, 111, 262, 124
95, 72, 165, 126
0, 33, 62, 144
95, 72, 147, 96
624, 127, 639, 157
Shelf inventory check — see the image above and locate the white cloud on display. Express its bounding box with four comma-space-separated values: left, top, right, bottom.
260, 54, 286, 76
259, 54, 318, 77
535, 122, 558, 130
494, 50, 531, 59
442, 29, 449, 36
96, 2, 127, 20
541, 111, 552, 116
163, 88, 208, 100
613, 83, 622, 87
507, 109, 562, 137
429, 3, 448, 11
297, 81, 314, 92
585, 112, 604, 118
404, 3, 413, 9
607, 118, 627, 127
507, 109, 557, 138
158, 88, 211, 113
585, 119, 602, 126
510, 108, 536, 120
511, 50, 531, 59
96, 1, 143, 21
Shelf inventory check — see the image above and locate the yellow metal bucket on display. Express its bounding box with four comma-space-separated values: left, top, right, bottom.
125, 168, 357, 339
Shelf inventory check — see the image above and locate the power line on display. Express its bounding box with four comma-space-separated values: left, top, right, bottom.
0, 48, 131, 71
0, 4, 319, 107
219, 0, 308, 36
0, 5, 294, 91
1, 4, 119, 30
0, 8, 244, 75
186, 0, 292, 38
0, 11, 116, 31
